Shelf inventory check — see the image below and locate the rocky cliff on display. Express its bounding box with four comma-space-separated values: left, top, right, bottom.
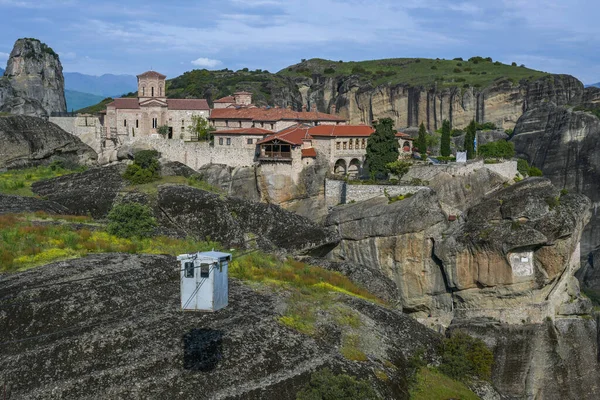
511, 76, 600, 261
0, 115, 97, 168
324, 177, 599, 398
0, 38, 66, 117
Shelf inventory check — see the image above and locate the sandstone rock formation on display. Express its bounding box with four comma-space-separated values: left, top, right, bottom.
0, 38, 66, 117
0, 115, 97, 168
511, 77, 600, 260
324, 176, 598, 398
0, 253, 442, 399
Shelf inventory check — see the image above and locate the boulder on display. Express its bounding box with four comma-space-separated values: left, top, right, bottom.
31, 164, 127, 218
0, 115, 97, 169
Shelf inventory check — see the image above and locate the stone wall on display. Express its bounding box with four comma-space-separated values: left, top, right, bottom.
121, 137, 256, 169
325, 178, 429, 207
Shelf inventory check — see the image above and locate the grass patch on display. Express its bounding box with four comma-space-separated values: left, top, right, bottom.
0, 213, 218, 272
0, 164, 86, 196
279, 57, 548, 89
340, 333, 368, 361
229, 252, 382, 338
409, 368, 479, 400
124, 175, 224, 196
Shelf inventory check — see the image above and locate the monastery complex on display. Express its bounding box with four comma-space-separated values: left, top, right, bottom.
52, 71, 413, 178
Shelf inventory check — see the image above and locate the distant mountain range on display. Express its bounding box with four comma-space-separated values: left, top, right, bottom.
586, 83, 600, 88
0, 67, 4, 75
61, 72, 137, 111
65, 90, 106, 112
63, 72, 137, 98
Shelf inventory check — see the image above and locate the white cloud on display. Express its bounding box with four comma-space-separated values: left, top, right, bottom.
191, 57, 222, 68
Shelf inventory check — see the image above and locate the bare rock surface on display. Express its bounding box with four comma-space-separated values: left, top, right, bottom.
0, 38, 66, 117
0, 253, 442, 400
0, 193, 68, 215
0, 115, 97, 169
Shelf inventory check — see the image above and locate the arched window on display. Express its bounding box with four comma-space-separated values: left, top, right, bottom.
151, 87, 154, 97
142, 87, 145, 96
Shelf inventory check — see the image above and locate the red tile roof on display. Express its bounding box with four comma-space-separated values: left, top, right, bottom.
257, 124, 312, 145
396, 132, 413, 140
234, 91, 252, 95
167, 99, 209, 110
308, 125, 375, 137
137, 71, 166, 79
106, 98, 140, 109
213, 127, 272, 135
210, 107, 345, 122
301, 148, 317, 157
214, 96, 235, 103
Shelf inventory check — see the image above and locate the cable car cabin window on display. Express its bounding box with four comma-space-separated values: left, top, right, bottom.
184, 262, 194, 278
200, 263, 210, 278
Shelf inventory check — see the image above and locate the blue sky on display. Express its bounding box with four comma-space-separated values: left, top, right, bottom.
0, 0, 599, 83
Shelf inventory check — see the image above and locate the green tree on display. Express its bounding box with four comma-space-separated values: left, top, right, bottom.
464, 120, 476, 160
477, 140, 515, 159
107, 203, 157, 239
365, 118, 399, 177
188, 115, 215, 141
157, 125, 169, 136
417, 122, 428, 159
122, 150, 161, 184
296, 368, 378, 400
440, 119, 451, 157
439, 330, 494, 382
386, 160, 411, 179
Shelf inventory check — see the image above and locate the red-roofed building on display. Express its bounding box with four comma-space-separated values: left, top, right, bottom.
209, 92, 346, 133
101, 71, 210, 139
254, 123, 413, 177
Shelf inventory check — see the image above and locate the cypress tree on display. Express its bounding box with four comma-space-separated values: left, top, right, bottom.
417, 122, 428, 159
465, 120, 476, 159
440, 119, 451, 157
365, 118, 399, 178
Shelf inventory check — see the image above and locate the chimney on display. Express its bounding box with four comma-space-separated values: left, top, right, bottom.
302, 104, 307, 112
331, 104, 336, 114
287, 105, 292, 110
311, 104, 317, 112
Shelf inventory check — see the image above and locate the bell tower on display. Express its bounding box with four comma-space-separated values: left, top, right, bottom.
137, 71, 167, 102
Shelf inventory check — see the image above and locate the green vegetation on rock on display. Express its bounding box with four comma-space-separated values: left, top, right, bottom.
409, 368, 479, 400
438, 329, 494, 382
279, 57, 548, 89
296, 368, 379, 400
107, 203, 157, 239
465, 120, 476, 159
478, 140, 515, 159
440, 119, 451, 157
123, 150, 161, 184
0, 162, 86, 197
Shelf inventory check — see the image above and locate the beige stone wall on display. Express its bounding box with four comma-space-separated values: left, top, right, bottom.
213, 134, 263, 150
138, 76, 166, 100
166, 110, 209, 140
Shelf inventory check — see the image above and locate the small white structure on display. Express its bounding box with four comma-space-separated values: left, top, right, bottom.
456, 152, 467, 163
177, 251, 232, 312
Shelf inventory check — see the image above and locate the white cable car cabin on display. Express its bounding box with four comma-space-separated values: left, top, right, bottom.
177, 251, 232, 312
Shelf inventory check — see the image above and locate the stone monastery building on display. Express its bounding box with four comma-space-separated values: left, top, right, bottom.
101, 71, 210, 140
99, 71, 412, 176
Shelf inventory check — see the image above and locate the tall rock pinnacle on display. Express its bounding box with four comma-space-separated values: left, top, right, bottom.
0, 38, 67, 118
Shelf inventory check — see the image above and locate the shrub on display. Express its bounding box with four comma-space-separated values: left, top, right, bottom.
456, 77, 466, 82
477, 140, 515, 159
123, 150, 161, 184
453, 57, 463, 61
512, 62, 517, 66
431, 65, 438, 70
324, 67, 335, 74
504, 128, 513, 135
560, 188, 569, 196
107, 203, 157, 239
528, 166, 543, 176
351, 65, 367, 74
464, 67, 472, 72
517, 158, 530, 176
296, 368, 378, 400
386, 160, 411, 178
439, 330, 494, 382
453, 68, 462, 73
456, 62, 463, 67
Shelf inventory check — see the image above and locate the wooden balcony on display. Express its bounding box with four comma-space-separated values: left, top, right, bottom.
259, 151, 292, 161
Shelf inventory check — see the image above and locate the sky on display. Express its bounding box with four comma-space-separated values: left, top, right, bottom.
0, 0, 599, 83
